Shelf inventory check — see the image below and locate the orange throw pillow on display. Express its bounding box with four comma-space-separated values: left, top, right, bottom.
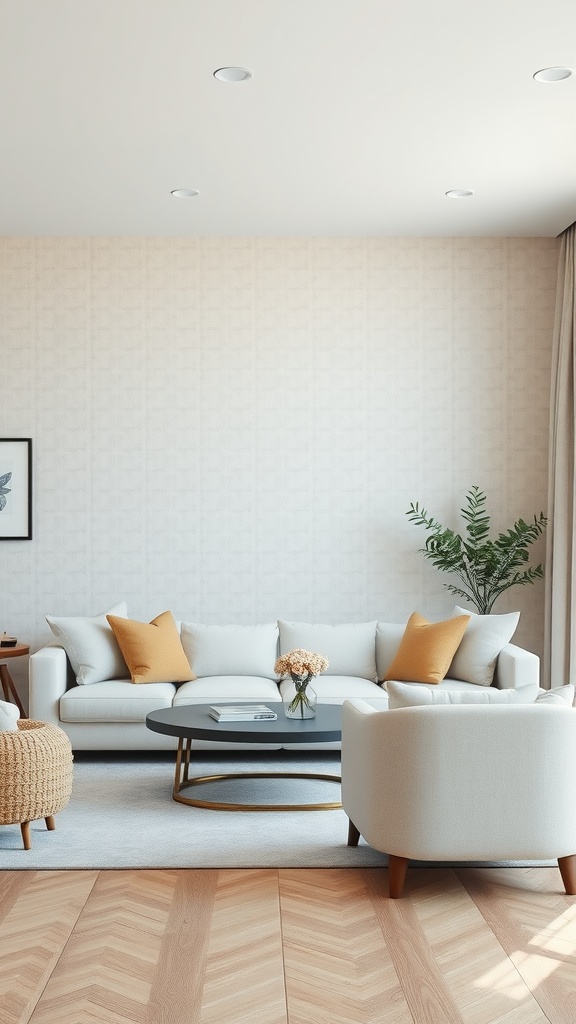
383, 611, 470, 685
106, 610, 195, 684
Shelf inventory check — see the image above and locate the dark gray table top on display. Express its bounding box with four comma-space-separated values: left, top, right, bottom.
146, 702, 342, 744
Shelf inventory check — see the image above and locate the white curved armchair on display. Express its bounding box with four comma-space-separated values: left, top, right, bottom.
341, 699, 576, 898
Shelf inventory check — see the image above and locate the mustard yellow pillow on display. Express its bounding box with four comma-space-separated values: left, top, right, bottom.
106, 610, 195, 684
383, 611, 470, 685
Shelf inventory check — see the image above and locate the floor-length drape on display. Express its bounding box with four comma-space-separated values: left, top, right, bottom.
544, 223, 576, 688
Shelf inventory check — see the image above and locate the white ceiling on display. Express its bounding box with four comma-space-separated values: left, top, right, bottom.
1, 0, 575, 237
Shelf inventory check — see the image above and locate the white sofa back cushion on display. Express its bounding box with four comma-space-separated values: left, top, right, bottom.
46, 601, 129, 686
375, 623, 407, 681
180, 623, 278, 678
448, 606, 520, 686
387, 679, 573, 709
278, 621, 377, 680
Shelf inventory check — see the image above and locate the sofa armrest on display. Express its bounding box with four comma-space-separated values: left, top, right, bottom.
493, 643, 540, 697
29, 645, 70, 726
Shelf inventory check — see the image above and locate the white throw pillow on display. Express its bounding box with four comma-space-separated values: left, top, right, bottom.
46, 601, 129, 685
448, 605, 520, 686
0, 698, 20, 731
180, 623, 279, 678
277, 621, 377, 679
386, 679, 535, 709
534, 684, 575, 706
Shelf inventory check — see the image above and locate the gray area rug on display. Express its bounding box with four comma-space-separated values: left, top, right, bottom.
0, 751, 553, 870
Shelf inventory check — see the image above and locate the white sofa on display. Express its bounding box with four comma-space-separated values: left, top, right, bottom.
28, 617, 540, 751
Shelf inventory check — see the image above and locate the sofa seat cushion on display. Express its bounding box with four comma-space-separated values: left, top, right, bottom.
279, 675, 382, 704
59, 681, 177, 723
173, 676, 282, 706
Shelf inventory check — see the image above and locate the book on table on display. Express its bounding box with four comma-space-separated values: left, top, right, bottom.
208, 704, 278, 722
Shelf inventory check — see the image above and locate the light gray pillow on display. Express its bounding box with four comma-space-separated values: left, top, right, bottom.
448, 605, 520, 686
46, 601, 129, 685
0, 698, 20, 731
386, 679, 535, 709
534, 684, 575, 706
278, 621, 377, 679
180, 623, 279, 678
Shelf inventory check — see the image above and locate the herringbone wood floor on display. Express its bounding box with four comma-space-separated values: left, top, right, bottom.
1, 867, 575, 1024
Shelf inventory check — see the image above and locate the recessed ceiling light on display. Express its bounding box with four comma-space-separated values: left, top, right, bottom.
445, 189, 474, 199
533, 66, 573, 82
213, 66, 253, 82
171, 188, 199, 198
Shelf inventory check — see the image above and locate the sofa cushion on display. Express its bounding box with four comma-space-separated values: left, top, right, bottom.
375, 622, 406, 682
46, 601, 129, 686
387, 679, 538, 709
59, 681, 177, 723
173, 676, 282, 706
107, 611, 194, 684
534, 684, 575, 706
448, 606, 520, 686
0, 698, 19, 731
383, 612, 470, 684
278, 622, 377, 679
180, 623, 278, 679
279, 675, 383, 704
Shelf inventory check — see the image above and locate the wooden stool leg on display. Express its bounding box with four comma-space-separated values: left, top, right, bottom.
347, 820, 360, 846
558, 855, 576, 895
388, 855, 409, 898
45, 815, 56, 831
20, 821, 31, 850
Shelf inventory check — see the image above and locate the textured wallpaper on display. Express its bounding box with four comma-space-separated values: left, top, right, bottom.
0, 236, 559, 704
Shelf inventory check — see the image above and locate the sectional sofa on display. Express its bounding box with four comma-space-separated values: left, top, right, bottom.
28, 609, 540, 751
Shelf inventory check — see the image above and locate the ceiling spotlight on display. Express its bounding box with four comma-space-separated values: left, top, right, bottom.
445, 189, 474, 199
213, 66, 253, 82
533, 66, 573, 82
171, 188, 199, 198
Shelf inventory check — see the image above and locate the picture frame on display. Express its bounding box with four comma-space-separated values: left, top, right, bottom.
0, 438, 32, 540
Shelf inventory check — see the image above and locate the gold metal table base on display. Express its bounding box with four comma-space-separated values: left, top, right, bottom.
173, 737, 341, 811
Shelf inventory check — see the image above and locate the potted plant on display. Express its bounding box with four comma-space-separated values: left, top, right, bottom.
406, 485, 547, 614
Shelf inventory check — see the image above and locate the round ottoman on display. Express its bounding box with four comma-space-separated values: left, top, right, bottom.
0, 720, 73, 849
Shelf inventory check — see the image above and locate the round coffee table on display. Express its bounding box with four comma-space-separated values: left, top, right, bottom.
146, 703, 342, 811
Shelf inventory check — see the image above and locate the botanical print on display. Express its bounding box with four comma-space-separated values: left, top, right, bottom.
0, 471, 11, 513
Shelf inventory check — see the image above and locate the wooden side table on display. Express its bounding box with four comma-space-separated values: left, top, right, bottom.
0, 643, 29, 718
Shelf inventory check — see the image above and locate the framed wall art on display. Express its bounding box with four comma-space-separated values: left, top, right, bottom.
0, 438, 32, 540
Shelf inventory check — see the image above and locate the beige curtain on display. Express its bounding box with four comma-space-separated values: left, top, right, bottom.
544, 224, 576, 688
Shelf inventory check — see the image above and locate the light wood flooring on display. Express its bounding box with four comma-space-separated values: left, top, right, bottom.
1, 866, 575, 1024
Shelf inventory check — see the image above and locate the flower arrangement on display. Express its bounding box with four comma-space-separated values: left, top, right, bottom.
274, 648, 329, 719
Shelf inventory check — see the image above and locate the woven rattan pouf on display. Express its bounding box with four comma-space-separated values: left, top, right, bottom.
0, 720, 73, 850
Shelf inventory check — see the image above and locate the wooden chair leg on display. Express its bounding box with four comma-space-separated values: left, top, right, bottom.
347, 820, 360, 846
558, 855, 576, 895
45, 815, 55, 831
388, 855, 409, 898
20, 821, 31, 850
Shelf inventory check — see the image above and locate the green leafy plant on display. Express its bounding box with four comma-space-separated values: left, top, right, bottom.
406, 486, 547, 614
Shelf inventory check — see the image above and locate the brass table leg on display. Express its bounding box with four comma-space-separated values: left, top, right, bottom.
171, 736, 341, 811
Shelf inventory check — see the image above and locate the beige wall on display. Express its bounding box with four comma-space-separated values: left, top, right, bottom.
0, 236, 559, 701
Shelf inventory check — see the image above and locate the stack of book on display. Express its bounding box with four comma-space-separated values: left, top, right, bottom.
209, 704, 278, 722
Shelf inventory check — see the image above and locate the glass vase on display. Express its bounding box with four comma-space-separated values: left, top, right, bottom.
284, 682, 317, 719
